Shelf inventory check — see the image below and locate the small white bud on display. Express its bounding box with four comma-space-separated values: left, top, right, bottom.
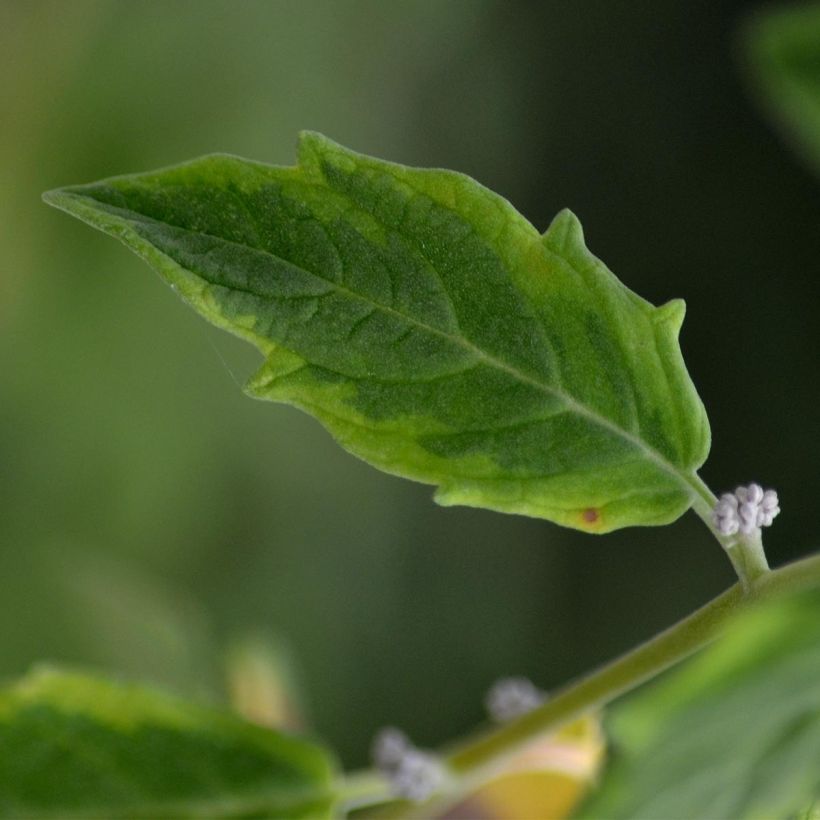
372, 727, 411, 770
761, 490, 780, 513
485, 676, 547, 723
713, 484, 780, 537
738, 501, 758, 534
713, 493, 740, 535
744, 483, 764, 505
757, 511, 773, 527
716, 516, 739, 536
715, 494, 737, 515
371, 727, 444, 802
390, 749, 445, 802
757, 489, 780, 527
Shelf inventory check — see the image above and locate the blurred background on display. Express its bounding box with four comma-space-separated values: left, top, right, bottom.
1, 0, 818, 768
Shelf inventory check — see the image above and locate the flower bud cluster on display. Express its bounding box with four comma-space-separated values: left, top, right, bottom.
371, 727, 444, 802
713, 483, 780, 536
371, 677, 547, 802
484, 676, 547, 723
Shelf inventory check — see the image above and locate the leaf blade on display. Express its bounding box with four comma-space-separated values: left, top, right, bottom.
0, 667, 336, 819
43, 132, 710, 532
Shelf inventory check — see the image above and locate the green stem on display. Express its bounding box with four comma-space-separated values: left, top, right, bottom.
377, 552, 820, 818
684, 470, 718, 516
335, 771, 392, 815
445, 580, 742, 776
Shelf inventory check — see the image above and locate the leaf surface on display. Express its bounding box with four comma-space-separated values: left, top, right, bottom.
744, 3, 820, 176
578, 586, 820, 819
0, 667, 336, 818
44, 133, 710, 532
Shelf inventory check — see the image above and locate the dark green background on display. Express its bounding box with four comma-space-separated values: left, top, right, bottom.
2, 0, 817, 767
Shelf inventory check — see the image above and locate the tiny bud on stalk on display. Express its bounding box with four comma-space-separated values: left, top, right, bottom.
371, 727, 445, 802
484, 677, 547, 723
713, 483, 780, 536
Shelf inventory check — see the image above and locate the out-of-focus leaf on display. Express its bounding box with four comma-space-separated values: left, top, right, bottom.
744, 3, 820, 176
445, 715, 604, 819
63, 555, 219, 700
43, 132, 709, 533
0, 667, 336, 818
226, 635, 307, 731
578, 586, 820, 819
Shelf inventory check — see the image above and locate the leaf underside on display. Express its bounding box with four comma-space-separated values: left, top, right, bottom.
44, 132, 709, 532
0, 667, 335, 819
579, 585, 820, 819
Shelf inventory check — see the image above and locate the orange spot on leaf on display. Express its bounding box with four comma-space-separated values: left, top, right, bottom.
582, 508, 599, 524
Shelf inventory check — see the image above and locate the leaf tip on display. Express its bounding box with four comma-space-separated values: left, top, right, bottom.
42, 186, 101, 225
41, 186, 74, 210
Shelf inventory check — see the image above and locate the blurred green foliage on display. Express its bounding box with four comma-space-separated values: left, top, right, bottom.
2, 0, 818, 768
581, 585, 820, 818
744, 2, 820, 177
0, 666, 335, 818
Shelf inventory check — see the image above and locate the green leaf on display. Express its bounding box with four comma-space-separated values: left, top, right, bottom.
744, 3, 820, 176
43, 132, 709, 532
578, 586, 820, 819
0, 666, 336, 818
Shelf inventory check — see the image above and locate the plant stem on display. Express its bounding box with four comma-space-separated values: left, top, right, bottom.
684, 470, 718, 516
335, 771, 392, 815
377, 552, 820, 818
445, 581, 742, 776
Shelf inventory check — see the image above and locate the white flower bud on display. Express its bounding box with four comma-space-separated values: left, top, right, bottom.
757, 511, 773, 527
717, 493, 739, 512
713, 484, 779, 536
371, 727, 444, 802
372, 727, 411, 770
743, 483, 764, 505
390, 749, 444, 802
714, 493, 740, 535
738, 502, 758, 534
485, 677, 546, 723
761, 490, 779, 513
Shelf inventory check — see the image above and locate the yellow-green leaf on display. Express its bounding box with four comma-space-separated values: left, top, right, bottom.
0, 667, 336, 818
43, 132, 710, 532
